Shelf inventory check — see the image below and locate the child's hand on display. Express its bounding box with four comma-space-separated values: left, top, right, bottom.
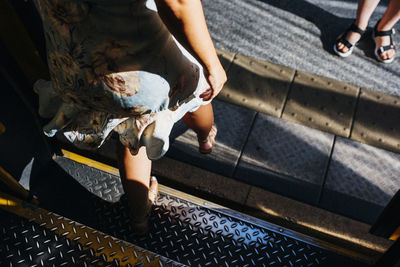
200, 63, 227, 101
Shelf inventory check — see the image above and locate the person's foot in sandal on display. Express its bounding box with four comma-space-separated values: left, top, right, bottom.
373, 20, 396, 63
334, 21, 366, 57
198, 124, 217, 154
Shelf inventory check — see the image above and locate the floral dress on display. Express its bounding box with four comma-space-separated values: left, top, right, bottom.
35, 0, 210, 160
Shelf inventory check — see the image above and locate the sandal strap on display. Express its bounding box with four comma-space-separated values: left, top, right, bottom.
336, 21, 365, 50
374, 21, 396, 55
337, 37, 353, 49
198, 124, 217, 143
349, 23, 366, 35
374, 19, 396, 37
375, 28, 395, 36
198, 124, 217, 154
377, 44, 396, 55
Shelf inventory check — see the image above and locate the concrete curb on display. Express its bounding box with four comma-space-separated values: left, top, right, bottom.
216, 49, 400, 154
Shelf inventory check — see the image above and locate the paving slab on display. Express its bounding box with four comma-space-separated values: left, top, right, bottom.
320, 137, 400, 224
235, 113, 334, 205
282, 71, 360, 137
351, 88, 400, 154
167, 99, 256, 177
218, 53, 295, 117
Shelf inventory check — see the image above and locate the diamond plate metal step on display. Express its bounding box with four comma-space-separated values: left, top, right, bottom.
35, 156, 366, 267
0, 191, 184, 267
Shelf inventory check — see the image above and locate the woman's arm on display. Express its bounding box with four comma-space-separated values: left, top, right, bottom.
155, 0, 226, 101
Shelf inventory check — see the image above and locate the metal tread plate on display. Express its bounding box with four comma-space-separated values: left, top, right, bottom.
50, 156, 364, 267
0, 208, 112, 267
0, 192, 183, 267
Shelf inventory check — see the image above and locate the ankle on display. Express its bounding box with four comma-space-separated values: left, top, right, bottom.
375, 19, 395, 32
196, 127, 213, 142
376, 24, 391, 32
198, 135, 209, 143
354, 19, 367, 31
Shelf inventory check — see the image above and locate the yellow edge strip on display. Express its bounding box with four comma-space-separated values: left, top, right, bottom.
61, 149, 119, 176
390, 226, 400, 241
0, 122, 5, 135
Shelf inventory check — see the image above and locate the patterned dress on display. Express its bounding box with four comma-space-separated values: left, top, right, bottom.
35, 0, 210, 160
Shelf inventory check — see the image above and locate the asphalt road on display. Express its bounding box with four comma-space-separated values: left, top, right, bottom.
203, 0, 400, 97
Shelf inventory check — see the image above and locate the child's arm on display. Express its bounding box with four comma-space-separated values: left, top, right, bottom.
155, 0, 226, 100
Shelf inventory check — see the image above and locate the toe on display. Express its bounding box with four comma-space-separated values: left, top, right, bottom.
381, 50, 394, 61
388, 49, 395, 59
337, 42, 348, 53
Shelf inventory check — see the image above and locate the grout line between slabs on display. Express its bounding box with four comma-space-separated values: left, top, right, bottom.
317, 135, 337, 205
232, 111, 259, 179
280, 70, 297, 118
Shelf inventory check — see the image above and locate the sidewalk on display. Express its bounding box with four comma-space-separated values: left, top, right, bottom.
163, 48, 400, 226
203, 0, 400, 98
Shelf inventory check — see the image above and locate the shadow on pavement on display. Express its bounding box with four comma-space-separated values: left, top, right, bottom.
258, 0, 388, 56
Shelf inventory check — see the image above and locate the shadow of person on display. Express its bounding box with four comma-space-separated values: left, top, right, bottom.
29, 159, 109, 228
0, 73, 55, 191
29, 156, 157, 240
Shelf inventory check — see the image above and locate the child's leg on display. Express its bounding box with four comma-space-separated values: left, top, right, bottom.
183, 102, 214, 141
355, 0, 381, 29
117, 143, 152, 221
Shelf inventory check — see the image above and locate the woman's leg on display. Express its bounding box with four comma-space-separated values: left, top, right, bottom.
375, 0, 400, 60
117, 143, 152, 222
183, 102, 214, 141
337, 0, 380, 53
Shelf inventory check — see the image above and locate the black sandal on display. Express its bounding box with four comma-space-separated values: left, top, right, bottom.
373, 21, 396, 63
334, 21, 366, 57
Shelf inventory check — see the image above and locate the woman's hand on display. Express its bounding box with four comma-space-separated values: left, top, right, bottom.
200, 63, 227, 101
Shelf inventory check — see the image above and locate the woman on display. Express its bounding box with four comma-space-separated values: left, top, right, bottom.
35, 0, 226, 234
334, 0, 399, 63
